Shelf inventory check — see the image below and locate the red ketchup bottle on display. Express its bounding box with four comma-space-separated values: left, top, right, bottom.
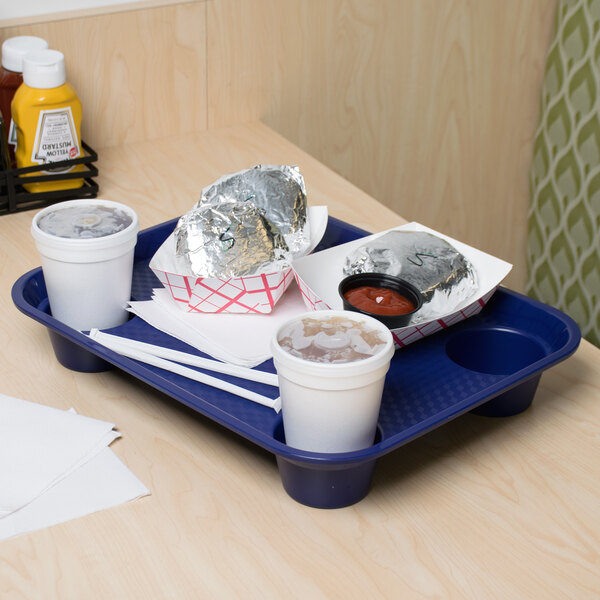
0, 36, 48, 168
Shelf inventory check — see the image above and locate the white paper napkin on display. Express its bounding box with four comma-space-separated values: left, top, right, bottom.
127, 281, 308, 367
0, 394, 149, 541
0, 446, 148, 541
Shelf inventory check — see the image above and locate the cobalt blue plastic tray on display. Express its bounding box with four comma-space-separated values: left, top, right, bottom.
12, 217, 581, 509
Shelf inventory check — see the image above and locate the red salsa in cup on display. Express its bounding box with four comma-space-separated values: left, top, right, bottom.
343, 285, 416, 316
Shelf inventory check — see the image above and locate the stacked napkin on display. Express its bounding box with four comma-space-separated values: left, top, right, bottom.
0, 394, 149, 541
128, 281, 309, 367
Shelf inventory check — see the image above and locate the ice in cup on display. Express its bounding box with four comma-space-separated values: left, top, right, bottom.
271, 310, 395, 453
31, 199, 139, 331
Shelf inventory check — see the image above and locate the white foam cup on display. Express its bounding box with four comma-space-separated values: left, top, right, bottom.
31, 199, 139, 331
271, 310, 395, 453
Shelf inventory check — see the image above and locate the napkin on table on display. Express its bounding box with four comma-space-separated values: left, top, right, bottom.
0, 394, 149, 541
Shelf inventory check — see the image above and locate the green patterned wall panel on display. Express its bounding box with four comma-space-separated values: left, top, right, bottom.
528, 0, 600, 346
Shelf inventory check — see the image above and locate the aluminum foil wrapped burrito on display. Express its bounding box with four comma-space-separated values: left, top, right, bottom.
174, 165, 310, 278
175, 201, 288, 278
343, 231, 478, 323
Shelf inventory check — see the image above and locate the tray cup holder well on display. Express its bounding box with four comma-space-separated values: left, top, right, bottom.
48, 329, 112, 373
273, 420, 382, 509
36, 295, 112, 373
446, 327, 547, 417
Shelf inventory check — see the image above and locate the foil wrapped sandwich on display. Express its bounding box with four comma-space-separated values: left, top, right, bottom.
343, 230, 478, 323
149, 165, 328, 314
174, 164, 310, 278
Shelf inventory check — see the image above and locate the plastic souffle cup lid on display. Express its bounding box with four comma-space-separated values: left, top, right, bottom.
271, 310, 395, 388
31, 199, 139, 263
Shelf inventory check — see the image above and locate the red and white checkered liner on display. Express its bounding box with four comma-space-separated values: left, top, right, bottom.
153, 266, 296, 314
150, 206, 329, 314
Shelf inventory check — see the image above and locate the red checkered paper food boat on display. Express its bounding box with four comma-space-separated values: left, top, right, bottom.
150, 206, 328, 314
291, 222, 513, 347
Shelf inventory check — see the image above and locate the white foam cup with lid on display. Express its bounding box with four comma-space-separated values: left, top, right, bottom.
271, 310, 395, 453
31, 199, 139, 331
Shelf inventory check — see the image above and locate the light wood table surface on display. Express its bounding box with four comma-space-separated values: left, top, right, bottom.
1, 123, 598, 599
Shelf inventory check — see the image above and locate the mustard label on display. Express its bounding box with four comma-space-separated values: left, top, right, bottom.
31, 107, 81, 173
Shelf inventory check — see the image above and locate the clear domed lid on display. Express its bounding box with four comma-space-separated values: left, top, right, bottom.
277, 315, 388, 364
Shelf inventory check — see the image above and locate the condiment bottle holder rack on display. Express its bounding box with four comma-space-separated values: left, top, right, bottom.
0, 140, 98, 215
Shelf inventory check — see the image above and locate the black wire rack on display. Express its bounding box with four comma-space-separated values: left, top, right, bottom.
0, 140, 98, 215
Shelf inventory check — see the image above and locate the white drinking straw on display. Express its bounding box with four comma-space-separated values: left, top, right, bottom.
88, 330, 281, 412
89, 330, 279, 386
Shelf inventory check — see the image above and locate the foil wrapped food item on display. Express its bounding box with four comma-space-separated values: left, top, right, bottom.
174, 201, 289, 278
198, 164, 308, 254
343, 230, 478, 324
174, 165, 310, 278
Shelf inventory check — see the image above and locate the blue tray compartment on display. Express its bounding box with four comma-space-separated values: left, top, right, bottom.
12, 217, 581, 509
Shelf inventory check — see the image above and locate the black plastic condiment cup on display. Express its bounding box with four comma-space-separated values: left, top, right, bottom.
338, 272, 424, 328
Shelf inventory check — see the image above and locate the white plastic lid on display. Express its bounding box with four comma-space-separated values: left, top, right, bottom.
22, 49, 66, 89
272, 311, 395, 381
31, 199, 139, 263
36, 204, 135, 239
1, 36, 48, 73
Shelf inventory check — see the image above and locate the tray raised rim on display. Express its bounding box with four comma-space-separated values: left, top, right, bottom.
11, 216, 581, 467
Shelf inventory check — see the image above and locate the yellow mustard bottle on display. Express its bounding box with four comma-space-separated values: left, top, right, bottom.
12, 49, 83, 193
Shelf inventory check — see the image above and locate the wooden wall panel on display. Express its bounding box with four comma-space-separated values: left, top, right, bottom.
0, 2, 207, 149
207, 0, 558, 290
1, 0, 557, 290
0, 0, 198, 28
